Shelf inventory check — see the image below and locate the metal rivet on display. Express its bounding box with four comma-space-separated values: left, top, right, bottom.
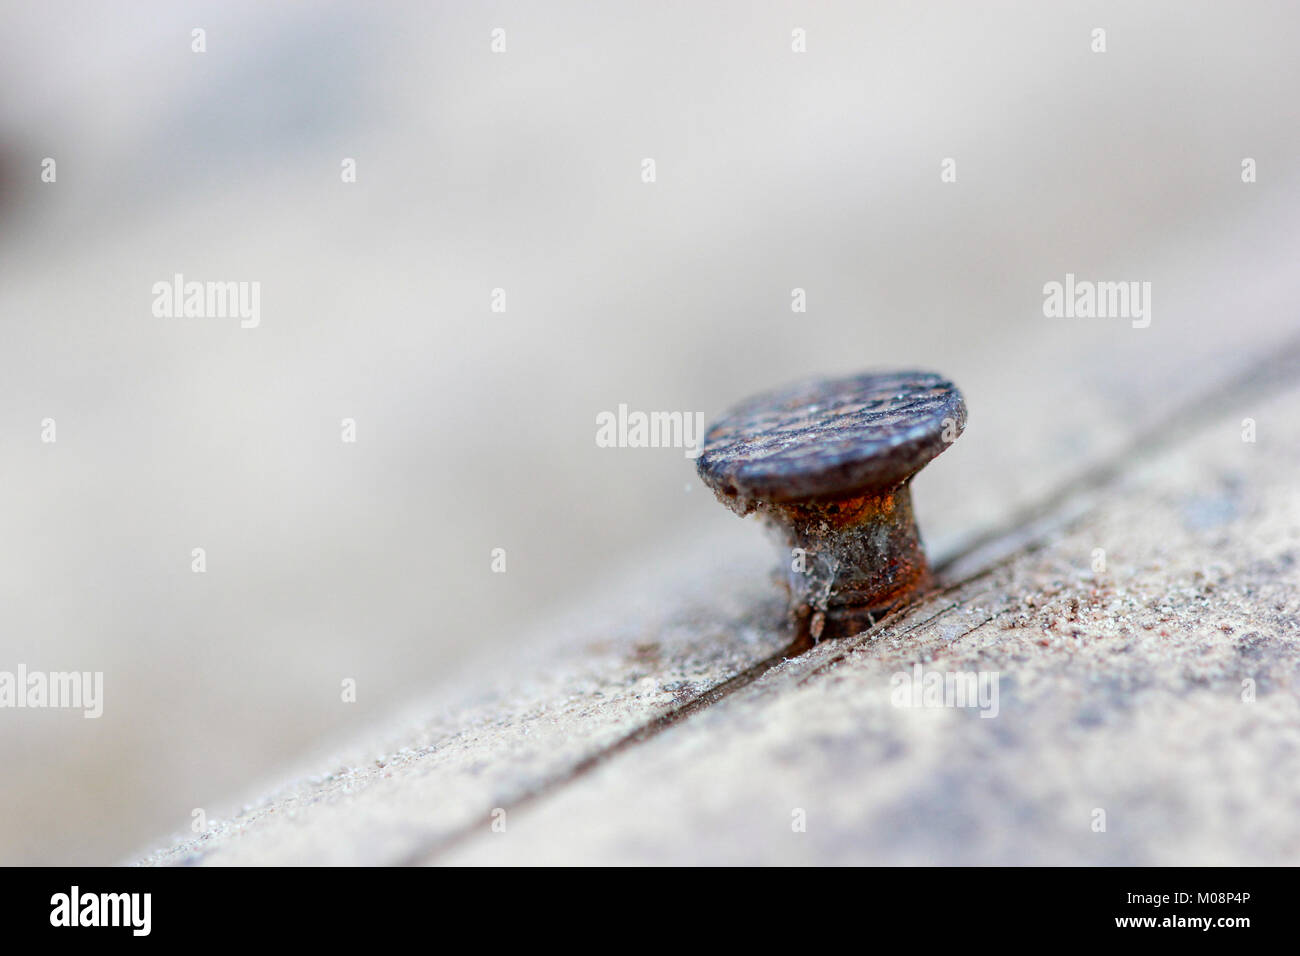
696, 370, 966, 643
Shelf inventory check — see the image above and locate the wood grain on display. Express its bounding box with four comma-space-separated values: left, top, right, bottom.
140, 337, 1300, 865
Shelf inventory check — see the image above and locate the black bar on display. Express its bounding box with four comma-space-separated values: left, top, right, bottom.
2, 866, 1281, 942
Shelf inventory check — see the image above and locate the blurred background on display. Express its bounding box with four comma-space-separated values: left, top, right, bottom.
2, 1, 1299, 864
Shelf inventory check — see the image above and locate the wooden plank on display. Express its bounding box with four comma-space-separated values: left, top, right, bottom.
140, 337, 1300, 864
439, 380, 1300, 865
138, 545, 791, 865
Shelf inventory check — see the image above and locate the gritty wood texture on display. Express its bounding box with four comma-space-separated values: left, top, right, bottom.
443, 383, 1300, 864
139, 339, 1300, 866
138, 546, 790, 866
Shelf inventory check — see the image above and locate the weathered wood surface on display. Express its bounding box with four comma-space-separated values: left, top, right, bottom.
141, 336, 1300, 865
139, 546, 791, 865
445, 382, 1300, 865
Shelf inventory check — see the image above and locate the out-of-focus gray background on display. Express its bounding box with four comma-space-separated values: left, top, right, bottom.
2, 1, 1298, 864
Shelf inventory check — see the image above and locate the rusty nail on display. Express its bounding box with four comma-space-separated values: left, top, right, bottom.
696, 370, 966, 643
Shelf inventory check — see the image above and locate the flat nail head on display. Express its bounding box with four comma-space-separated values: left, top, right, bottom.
696, 370, 966, 641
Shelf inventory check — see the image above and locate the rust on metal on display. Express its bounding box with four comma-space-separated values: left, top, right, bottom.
696, 370, 966, 642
